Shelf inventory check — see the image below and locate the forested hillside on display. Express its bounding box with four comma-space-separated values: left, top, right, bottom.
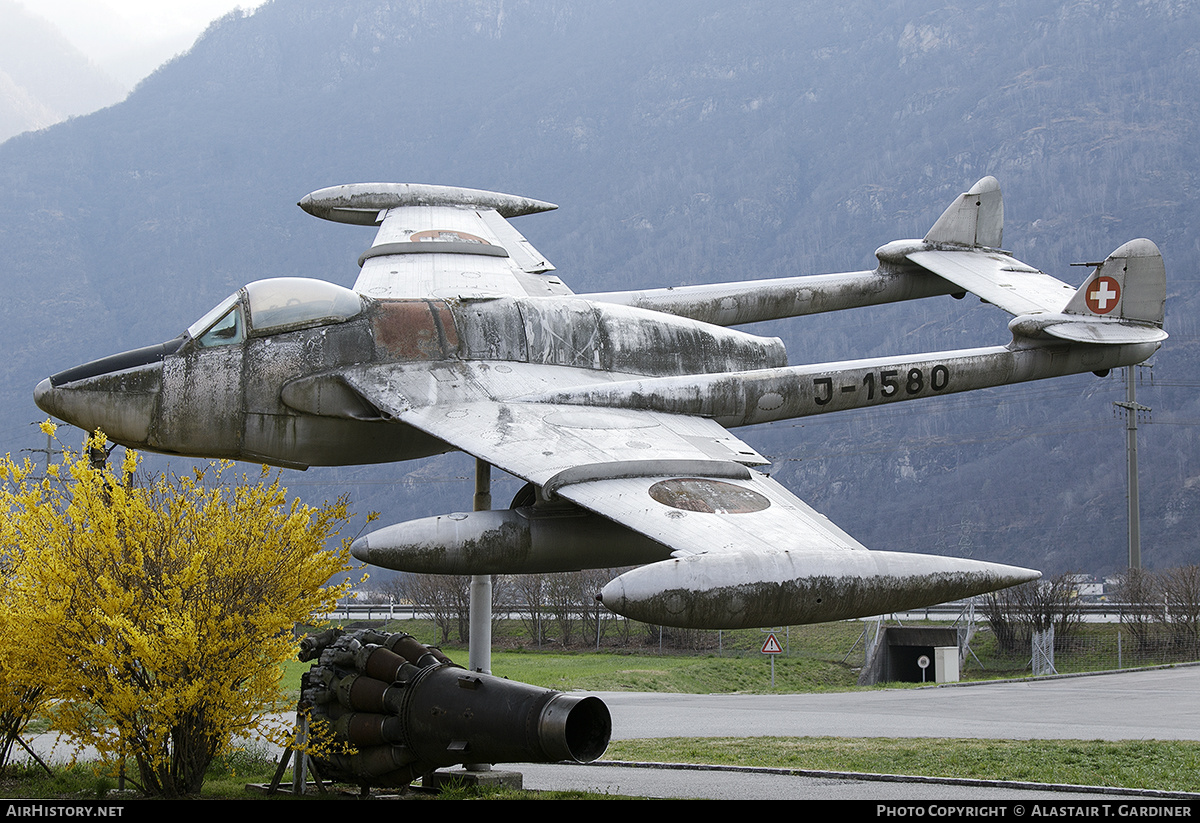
1, 0, 1196, 573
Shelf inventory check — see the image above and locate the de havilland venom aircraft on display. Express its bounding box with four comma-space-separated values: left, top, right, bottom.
35, 177, 1166, 630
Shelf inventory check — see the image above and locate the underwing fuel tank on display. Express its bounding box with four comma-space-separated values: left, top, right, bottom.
351, 504, 674, 574
598, 549, 1040, 630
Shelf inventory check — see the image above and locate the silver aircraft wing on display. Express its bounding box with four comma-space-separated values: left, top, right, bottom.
299, 183, 571, 300
340, 364, 1037, 629
338, 364, 864, 559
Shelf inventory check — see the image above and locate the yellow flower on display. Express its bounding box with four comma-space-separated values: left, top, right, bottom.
0, 436, 354, 796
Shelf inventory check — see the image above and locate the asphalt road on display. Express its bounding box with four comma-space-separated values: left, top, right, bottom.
599, 665, 1200, 741
511, 665, 1200, 800
16, 665, 1198, 801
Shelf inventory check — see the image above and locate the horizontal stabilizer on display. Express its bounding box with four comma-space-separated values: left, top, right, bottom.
903, 246, 1077, 317
893, 181, 1168, 347
880, 176, 1075, 317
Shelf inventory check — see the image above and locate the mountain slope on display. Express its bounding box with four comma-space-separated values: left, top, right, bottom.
1, 0, 1196, 573
0, 0, 125, 141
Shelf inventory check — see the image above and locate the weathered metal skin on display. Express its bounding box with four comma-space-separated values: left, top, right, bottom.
43, 296, 1149, 469
298, 183, 559, 224
584, 265, 961, 327
37, 295, 453, 467
599, 550, 1040, 630
33, 179, 1168, 631
36, 289, 786, 468
452, 296, 787, 375
351, 504, 674, 575
516, 340, 1162, 427
35, 363, 162, 448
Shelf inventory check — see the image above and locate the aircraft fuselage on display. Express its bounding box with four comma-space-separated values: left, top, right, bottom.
35, 287, 787, 468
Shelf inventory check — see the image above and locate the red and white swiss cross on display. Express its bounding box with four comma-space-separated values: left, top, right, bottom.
1085, 276, 1121, 315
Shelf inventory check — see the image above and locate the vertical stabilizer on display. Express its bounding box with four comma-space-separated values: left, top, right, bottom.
1063, 238, 1166, 326
923, 176, 1004, 249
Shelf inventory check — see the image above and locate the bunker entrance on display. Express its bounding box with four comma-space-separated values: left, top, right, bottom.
858, 626, 961, 686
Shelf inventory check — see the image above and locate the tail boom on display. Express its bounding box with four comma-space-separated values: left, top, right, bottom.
517, 339, 1161, 427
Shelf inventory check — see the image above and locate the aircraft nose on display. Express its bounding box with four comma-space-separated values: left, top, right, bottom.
34, 360, 169, 448
34, 336, 184, 446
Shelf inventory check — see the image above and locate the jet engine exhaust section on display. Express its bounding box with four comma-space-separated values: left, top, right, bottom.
296, 629, 611, 790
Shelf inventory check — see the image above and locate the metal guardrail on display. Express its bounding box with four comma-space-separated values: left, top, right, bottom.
326, 600, 1149, 624
323, 604, 422, 621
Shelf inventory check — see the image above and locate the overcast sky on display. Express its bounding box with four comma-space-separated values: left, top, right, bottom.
19, 0, 268, 86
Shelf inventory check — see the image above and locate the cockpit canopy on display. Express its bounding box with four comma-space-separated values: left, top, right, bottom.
187, 278, 365, 347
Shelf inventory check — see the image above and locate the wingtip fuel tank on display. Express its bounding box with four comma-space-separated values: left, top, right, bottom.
598, 549, 1041, 630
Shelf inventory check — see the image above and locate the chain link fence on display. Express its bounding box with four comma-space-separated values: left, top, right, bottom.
969, 626, 1200, 676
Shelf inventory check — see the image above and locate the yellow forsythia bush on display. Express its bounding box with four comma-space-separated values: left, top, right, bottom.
0, 425, 358, 796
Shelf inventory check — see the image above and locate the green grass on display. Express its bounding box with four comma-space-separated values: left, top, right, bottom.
310, 618, 875, 694
605, 737, 1200, 793
0, 763, 122, 801
7, 737, 1194, 798
279, 645, 864, 695
8, 619, 1194, 798
485, 649, 862, 692
280, 617, 1197, 696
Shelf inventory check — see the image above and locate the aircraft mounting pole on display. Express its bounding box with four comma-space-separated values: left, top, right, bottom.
465, 459, 495, 773
469, 459, 493, 675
